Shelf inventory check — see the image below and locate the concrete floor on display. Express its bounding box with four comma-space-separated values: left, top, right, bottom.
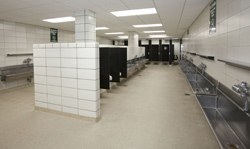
0, 63, 220, 149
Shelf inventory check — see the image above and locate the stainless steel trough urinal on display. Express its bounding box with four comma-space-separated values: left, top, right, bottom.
0, 64, 33, 81
196, 86, 250, 149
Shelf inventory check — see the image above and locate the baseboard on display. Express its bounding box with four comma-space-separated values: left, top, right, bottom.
35, 106, 101, 123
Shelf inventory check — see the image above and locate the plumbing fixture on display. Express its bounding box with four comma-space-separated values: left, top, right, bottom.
189, 58, 193, 63
232, 82, 250, 111
23, 58, 32, 67
198, 63, 206, 74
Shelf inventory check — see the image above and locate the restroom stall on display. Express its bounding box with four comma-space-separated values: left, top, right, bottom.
99, 47, 127, 89
161, 45, 169, 61
140, 39, 177, 62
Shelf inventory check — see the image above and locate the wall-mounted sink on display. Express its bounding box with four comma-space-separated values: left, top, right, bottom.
0, 64, 33, 81
180, 58, 250, 149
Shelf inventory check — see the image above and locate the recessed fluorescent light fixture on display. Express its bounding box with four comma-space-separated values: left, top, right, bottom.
105, 32, 124, 35
149, 34, 168, 38
111, 8, 157, 17
43, 17, 75, 23
144, 30, 165, 33
96, 27, 109, 30
118, 36, 128, 39
133, 24, 162, 28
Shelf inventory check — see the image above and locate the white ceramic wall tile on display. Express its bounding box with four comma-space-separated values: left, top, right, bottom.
47, 67, 61, 77
62, 107, 78, 114
77, 43, 85, 47
75, 16, 85, 24
78, 79, 99, 90
75, 24, 85, 32
75, 32, 85, 40
78, 89, 100, 101
61, 48, 76, 58
228, 0, 241, 18
34, 67, 46, 75
48, 95, 62, 105
62, 97, 77, 108
85, 32, 95, 40
33, 49, 45, 57
69, 43, 76, 47
86, 42, 98, 48
35, 84, 47, 94
77, 59, 99, 69
61, 68, 77, 78
47, 77, 61, 86
62, 78, 77, 88
241, 0, 250, 11
46, 48, 60, 57
228, 14, 240, 32
47, 86, 61, 96
240, 7, 250, 28
35, 93, 47, 102
79, 109, 99, 118
48, 104, 62, 111
62, 87, 77, 98
61, 58, 77, 68
239, 46, 250, 63
78, 69, 99, 80
35, 101, 47, 108
34, 75, 46, 85
61, 43, 68, 48
53, 43, 60, 48
227, 30, 240, 47
46, 58, 60, 67
219, 20, 228, 34
240, 26, 250, 46
78, 99, 100, 111
77, 47, 98, 58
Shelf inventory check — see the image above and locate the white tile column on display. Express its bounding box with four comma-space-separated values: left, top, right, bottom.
75, 10, 96, 43
128, 31, 139, 47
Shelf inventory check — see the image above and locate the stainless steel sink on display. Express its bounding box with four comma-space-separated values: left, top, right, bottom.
196, 93, 250, 149
186, 74, 216, 95
181, 59, 250, 149
0, 64, 33, 81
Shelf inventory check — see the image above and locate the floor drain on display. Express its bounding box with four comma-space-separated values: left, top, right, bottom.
184, 93, 191, 96
226, 143, 239, 149
122, 85, 127, 87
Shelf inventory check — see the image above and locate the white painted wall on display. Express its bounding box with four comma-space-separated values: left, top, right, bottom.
182, 0, 250, 89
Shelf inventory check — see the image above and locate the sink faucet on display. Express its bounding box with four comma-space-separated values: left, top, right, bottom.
232, 82, 250, 111
198, 63, 206, 74
23, 58, 32, 66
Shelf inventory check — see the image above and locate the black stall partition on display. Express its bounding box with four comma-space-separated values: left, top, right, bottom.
109, 48, 120, 83
99, 47, 127, 89
119, 48, 127, 78
100, 48, 110, 89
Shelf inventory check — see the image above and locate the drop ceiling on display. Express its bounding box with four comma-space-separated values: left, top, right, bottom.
0, 0, 210, 39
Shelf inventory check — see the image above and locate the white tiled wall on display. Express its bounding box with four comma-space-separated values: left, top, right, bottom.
33, 43, 100, 118
182, 0, 250, 89
0, 19, 112, 91
0, 19, 75, 91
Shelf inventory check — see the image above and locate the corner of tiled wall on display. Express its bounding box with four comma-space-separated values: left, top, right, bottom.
33, 42, 101, 119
